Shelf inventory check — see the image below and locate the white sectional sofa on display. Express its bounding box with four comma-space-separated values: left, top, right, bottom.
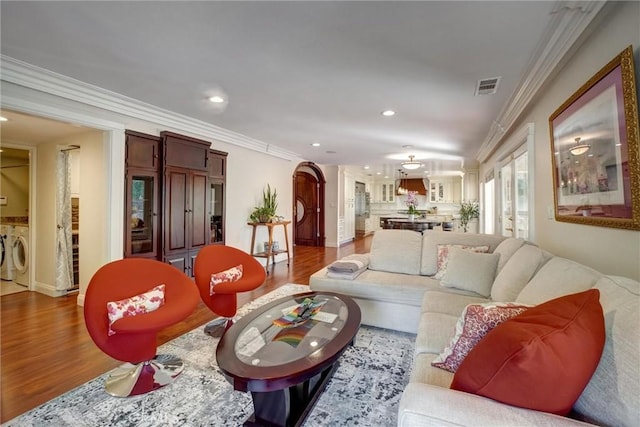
309, 230, 639, 427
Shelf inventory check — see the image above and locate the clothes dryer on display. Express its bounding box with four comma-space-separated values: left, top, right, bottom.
12, 225, 29, 286
0, 224, 14, 281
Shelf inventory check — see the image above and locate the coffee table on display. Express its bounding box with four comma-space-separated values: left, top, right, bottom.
216, 291, 361, 427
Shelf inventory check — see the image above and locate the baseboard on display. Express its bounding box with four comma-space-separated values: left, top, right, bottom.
33, 281, 68, 298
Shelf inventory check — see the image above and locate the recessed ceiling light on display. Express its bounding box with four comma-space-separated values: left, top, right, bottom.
208, 95, 225, 103
364, 165, 370, 170
376, 172, 382, 175
311, 143, 320, 147
381, 110, 395, 117
0, 116, 8, 122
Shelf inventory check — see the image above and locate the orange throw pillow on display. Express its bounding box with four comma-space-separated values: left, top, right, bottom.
451, 289, 605, 416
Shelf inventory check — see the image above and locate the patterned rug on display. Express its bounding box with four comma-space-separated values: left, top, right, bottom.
4, 284, 415, 427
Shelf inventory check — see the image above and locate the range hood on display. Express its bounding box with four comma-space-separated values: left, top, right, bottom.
395, 178, 428, 196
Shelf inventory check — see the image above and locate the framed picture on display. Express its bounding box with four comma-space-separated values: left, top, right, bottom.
549, 45, 640, 230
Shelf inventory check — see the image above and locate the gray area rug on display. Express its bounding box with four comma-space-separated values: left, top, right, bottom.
5, 284, 415, 426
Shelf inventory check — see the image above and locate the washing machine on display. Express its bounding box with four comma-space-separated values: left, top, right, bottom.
12, 225, 29, 286
0, 224, 14, 281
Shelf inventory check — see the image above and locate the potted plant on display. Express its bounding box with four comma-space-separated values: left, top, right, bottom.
405, 191, 419, 221
459, 200, 479, 232
249, 184, 278, 223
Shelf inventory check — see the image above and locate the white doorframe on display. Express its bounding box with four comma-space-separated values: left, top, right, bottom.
495, 123, 536, 241
1, 94, 125, 301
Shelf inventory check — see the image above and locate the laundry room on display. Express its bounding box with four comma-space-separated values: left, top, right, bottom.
1, 109, 107, 298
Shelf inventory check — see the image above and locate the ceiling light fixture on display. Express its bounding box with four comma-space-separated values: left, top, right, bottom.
381, 110, 395, 117
311, 143, 320, 147
569, 137, 590, 156
402, 155, 421, 170
0, 116, 8, 122
208, 95, 225, 103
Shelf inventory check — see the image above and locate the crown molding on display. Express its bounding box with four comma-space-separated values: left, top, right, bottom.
476, 0, 607, 163
0, 56, 301, 162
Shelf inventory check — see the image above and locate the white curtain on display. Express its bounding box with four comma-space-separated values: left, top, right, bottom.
55, 150, 74, 291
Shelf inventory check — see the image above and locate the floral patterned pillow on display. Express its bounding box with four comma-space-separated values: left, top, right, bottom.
434, 244, 490, 279
106, 284, 166, 336
210, 264, 243, 295
431, 302, 530, 373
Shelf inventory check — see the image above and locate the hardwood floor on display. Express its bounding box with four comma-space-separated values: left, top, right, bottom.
0, 236, 371, 423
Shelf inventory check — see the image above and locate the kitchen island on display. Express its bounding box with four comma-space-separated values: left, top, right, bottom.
381, 218, 453, 232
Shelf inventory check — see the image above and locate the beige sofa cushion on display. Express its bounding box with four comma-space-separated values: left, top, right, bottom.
369, 230, 423, 275
309, 267, 440, 307
416, 291, 489, 355
421, 290, 488, 316
492, 237, 526, 273
441, 248, 499, 297
573, 276, 640, 427
415, 312, 459, 355
516, 257, 602, 305
409, 352, 454, 388
420, 231, 504, 276
491, 245, 551, 302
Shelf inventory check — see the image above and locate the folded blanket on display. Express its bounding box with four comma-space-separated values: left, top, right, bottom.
326, 266, 367, 280
327, 254, 370, 273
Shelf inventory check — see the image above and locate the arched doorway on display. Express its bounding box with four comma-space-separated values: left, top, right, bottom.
293, 162, 325, 247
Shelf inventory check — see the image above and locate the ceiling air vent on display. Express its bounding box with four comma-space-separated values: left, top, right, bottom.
475, 76, 501, 96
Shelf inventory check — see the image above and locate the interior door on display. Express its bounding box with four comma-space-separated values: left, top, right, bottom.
499, 147, 529, 239
295, 171, 318, 246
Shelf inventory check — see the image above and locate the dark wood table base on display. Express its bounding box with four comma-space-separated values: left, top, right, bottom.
245, 363, 338, 427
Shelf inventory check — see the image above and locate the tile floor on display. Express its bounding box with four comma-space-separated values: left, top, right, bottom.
1, 280, 28, 296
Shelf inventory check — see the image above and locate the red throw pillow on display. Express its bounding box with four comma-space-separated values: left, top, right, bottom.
451, 289, 605, 416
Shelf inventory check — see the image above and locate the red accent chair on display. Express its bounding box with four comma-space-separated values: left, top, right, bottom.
84, 258, 199, 397
194, 245, 266, 334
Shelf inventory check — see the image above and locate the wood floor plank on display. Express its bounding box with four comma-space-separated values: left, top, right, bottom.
0, 237, 371, 422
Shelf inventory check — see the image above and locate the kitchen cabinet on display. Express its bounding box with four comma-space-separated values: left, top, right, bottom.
124, 131, 161, 259
375, 181, 395, 203
343, 173, 356, 243
428, 177, 462, 203
463, 169, 479, 202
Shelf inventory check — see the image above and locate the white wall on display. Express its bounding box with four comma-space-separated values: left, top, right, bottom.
34, 142, 57, 292
76, 132, 108, 297
482, 1, 640, 280
222, 142, 301, 262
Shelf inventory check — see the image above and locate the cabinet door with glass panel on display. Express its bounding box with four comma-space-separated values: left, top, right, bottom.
208, 150, 227, 244
125, 169, 159, 258
209, 179, 224, 244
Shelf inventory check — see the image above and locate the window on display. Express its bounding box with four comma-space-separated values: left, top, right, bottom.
483, 123, 535, 240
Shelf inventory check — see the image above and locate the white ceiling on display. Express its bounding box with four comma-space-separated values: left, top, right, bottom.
1, 1, 563, 177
